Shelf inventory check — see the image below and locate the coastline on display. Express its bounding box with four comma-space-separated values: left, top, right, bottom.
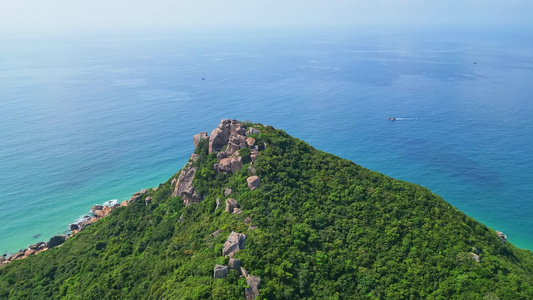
1, 187, 156, 267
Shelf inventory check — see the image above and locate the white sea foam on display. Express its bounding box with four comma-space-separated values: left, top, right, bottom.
103, 199, 119, 207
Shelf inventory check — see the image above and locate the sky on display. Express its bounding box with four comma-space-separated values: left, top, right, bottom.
1, 0, 532, 35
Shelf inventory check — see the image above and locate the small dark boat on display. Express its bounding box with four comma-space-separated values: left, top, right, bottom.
387, 117, 396, 121
32, 233, 41, 239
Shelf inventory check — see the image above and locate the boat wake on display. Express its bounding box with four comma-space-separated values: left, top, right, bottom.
387, 117, 418, 121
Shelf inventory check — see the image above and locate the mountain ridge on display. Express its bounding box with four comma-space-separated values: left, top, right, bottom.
1, 119, 532, 299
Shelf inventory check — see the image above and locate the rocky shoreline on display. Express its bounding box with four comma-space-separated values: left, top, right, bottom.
1, 188, 154, 267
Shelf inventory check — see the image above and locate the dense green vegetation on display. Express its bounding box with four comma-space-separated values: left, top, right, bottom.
1, 123, 533, 299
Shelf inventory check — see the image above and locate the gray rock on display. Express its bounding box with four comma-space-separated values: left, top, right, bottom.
189, 153, 199, 163
140, 189, 147, 194
215, 198, 221, 211
217, 151, 227, 160
209, 121, 231, 153
247, 176, 260, 190
210, 229, 223, 238
240, 267, 249, 277
246, 137, 256, 147
224, 188, 233, 197
222, 231, 246, 256
244, 217, 251, 225
227, 231, 246, 250
226, 134, 247, 156
90, 205, 103, 212
10, 251, 25, 261
471, 253, 481, 263
93, 209, 105, 218
129, 194, 141, 203
496, 231, 507, 243
248, 225, 258, 230
47, 235, 66, 248
225, 198, 239, 213
69, 223, 79, 231
172, 166, 200, 206
29, 242, 46, 250
216, 156, 243, 174
223, 241, 241, 256
232, 208, 243, 214
213, 265, 229, 278
246, 127, 260, 136
193, 132, 208, 147
230, 119, 245, 136
245, 276, 261, 300
229, 258, 241, 269
145, 196, 152, 206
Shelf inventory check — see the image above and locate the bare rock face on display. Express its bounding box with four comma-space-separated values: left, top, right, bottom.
222, 231, 246, 256
145, 196, 152, 206
225, 198, 239, 213
93, 210, 105, 218
229, 258, 241, 269
120, 200, 128, 207
496, 231, 507, 243
172, 166, 201, 206
209, 119, 232, 153
23, 249, 35, 258
224, 188, 233, 197
213, 265, 229, 278
29, 242, 46, 250
10, 251, 25, 261
246, 137, 256, 148
90, 205, 103, 212
222, 241, 240, 257
216, 156, 243, 174
245, 276, 261, 300
210, 229, 223, 238
471, 253, 481, 263
226, 134, 247, 156
47, 235, 66, 248
193, 132, 208, 147
189, 153, 199, 163
247, 176, 260, 190
246, 127, 260, 136
209, 119, 247, 154
215, 198, 221, 211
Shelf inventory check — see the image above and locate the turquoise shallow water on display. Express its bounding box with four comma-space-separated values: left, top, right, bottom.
1, 28, 532, 254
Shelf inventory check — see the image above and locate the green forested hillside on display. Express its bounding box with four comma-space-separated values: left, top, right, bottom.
1, 121, 532, 299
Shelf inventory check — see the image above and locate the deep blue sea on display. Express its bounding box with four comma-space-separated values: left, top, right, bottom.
1, 27, 532, 254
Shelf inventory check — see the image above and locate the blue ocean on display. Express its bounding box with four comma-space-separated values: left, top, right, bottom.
1, 27, 532, 254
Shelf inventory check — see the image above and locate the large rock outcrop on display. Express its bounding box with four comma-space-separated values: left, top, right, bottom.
245, 276, 261, 300
193, 132, 208, 147
222, 231, 246, 256
247, 176, 260, 190
213, 265, 229, 278
225, 198, 239, 214
215, 156, 243, 174
209, 119, 233, 153
47, 235, 66, 248
172, 166, 201, 206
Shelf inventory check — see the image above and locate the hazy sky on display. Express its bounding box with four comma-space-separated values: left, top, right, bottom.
1, 0, 532, 34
